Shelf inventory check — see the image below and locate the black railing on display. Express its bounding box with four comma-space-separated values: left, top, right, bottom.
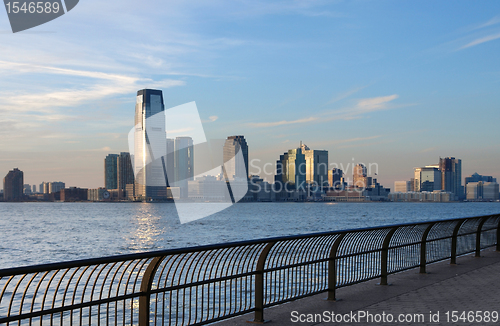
0, 213, 499, 325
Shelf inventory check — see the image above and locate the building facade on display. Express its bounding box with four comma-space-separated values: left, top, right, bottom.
133, 89, 168, 200
3, 168, 23, 201
300, 143, 328, 188
104, 154, 119, 189
439, 157, 463, 200
223, 136, 249, 180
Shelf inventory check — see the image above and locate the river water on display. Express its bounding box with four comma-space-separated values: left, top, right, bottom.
0, 202, 499, 269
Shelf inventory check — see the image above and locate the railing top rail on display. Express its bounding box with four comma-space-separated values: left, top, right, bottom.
1, 213, 498, 277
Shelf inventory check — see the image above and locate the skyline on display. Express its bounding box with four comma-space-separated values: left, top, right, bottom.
1, 1, 500, 188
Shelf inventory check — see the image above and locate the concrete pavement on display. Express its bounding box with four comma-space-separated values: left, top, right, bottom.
216, 248, 500, 325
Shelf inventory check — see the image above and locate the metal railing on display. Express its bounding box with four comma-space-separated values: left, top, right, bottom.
0, 213, 499, 325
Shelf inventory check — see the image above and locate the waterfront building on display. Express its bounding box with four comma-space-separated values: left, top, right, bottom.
466, 182, 499, 201
353, 164, 371, 189
48, 182, 65, 194
104, 154, 119, 189
328, 168, 344, 189
166, 138, 175, 185
274, 146, 307, 201
223, 136, 249, 180
23, 184, 32, 194
389, 191, 452, 202
300, 142, 328, 188
3, 168, 23, 201
32, 185, 36, 193
394, 181, 411, 192
118, 152, 135, 195
133, 89, 168, 200
414, 167, 441, 192
174, 136, 194, 198
439, 157, 463, 200
60, 187, 88, 202
465, 173, 496, 185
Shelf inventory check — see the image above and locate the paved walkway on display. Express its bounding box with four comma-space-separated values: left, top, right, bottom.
217, 248, 500, 325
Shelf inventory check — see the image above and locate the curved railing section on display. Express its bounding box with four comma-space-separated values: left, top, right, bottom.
0, 213, 499, 325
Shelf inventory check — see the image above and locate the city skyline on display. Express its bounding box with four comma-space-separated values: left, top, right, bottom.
1, 1, 500, 188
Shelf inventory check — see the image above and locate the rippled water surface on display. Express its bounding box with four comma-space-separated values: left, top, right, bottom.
0, 202, 499, 268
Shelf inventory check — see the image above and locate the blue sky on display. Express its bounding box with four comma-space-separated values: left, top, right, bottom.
1, 0, 499, 189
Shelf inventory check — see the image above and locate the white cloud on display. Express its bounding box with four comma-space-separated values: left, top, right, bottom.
459, 32, 500, 50
248, 117, 318, 128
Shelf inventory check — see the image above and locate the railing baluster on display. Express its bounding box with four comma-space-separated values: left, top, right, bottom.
380, 227, 398, 286
252, 241, 276, 323
451, 219, 466, 264
327, 234, 345, 301
138, 257, 164, 326
475, 217, 489, 257
420, 223, 436, 274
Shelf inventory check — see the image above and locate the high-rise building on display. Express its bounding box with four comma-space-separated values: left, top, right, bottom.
50, 182, 65, 194
353, 164, 369, 188
223, 136, 249, 180
439, 157, 462, 200
104, 154, 119, 189
300, 143, 328, 188
275, 147, 306, 188
394, 181, 411, 192
328, 168, 343, 189
3, 168, 23, 201
166, 138, 175, 185
32, 185, 36, 193
23, 184, 32, 194
466, 182, 499, 201
414, 167, 441, 192
174, 136, 194, 198
465, 173, 496, 185
118, 152, 135, 192
133, 89, 168, 200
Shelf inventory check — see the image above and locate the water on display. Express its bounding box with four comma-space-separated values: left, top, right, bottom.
0, 202, 499, 269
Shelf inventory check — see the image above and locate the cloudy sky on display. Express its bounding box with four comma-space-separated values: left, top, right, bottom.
1, 0, 500, 189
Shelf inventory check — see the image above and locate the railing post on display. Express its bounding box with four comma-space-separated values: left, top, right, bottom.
420, 223, 435, 274
252, 242, 276, 323
380, 227, 398, 286
475, 217, 489, 257
139, 256, 164, 326
327, 233, 346, 301
451, 219, 466, 265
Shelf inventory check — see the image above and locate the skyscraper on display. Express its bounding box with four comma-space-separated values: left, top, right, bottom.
353, 164, 368, 188
223, 136, 249, 180
133, 89, 168, 200
300, 142, 328, 188
104, 154, 119, 189
174, 137, 194, 198
328, 168, 343, 189
439, 157, 462, 200
3, 168, 23, 201
275, 147, 306, 188
118, 152, 135, 191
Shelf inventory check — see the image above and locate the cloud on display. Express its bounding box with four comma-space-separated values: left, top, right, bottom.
202, 116, 218, 123
247, 94, 402, 129
459, 32, 500, 50
247, 117, 318, 128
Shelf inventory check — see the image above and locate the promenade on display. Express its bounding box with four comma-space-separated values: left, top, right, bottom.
218, 248, 500, 325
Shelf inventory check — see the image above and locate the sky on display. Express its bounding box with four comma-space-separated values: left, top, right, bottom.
1, 0, 500, 189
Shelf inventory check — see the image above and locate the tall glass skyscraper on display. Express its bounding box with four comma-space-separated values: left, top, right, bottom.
223, 136, 248, 180
104, 154, 119, 189
133, 89, 168, 200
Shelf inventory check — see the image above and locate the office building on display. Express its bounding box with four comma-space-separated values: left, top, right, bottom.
133, 89, 168, 200
104, 154, 119, 189
353, 164, 371, 189
174, 136, 194, 198
32, 185, 36, 193
394, 181, 411, 193
465, 173, 496, 185
439, 157, 463, 200
23, 184, 32, 194
414, 167, 441, 192
3, 168, 23, 201
118, 152, 135, 192
300, 143, 328, 188
328, 168, 344, 189
275, 147, 306, 188
48, 182, 65, 194
166, 138, 175, 185
223, 136, 249, 180
466, 182, 499, 201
